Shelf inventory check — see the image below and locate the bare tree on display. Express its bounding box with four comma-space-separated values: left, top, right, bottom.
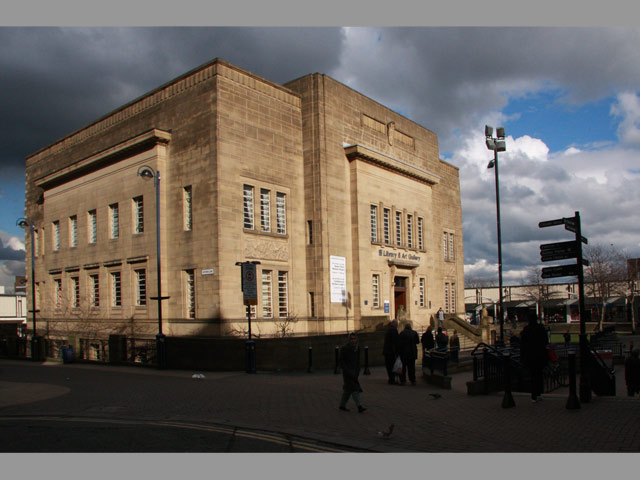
521, 266, 554, 321
274, 312, 299, 338
584, 243, 627, 330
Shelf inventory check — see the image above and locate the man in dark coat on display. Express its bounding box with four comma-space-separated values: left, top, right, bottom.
399, 323, 420, 385
383, 319, 400, 385
520, 317, 549, 402
435, 327, 448, 352
338, 333, 366, 412
625, 349, 640, 397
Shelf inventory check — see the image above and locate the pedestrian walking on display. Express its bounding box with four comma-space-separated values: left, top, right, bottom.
449, 329, 460, 363
383, 319, 400, 385
435, 326, 448, 352
625, 349, 640, 397
338, 333, 366, 413
398, 322, 420, 385
520, 317, 549, 402
421, 325, 435, 352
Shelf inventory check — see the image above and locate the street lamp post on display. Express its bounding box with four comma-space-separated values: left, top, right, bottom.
16, 217, 39, 360
486, 125, 507, 345
137, 165, 169, 369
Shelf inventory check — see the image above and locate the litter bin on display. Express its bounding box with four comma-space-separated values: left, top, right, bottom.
62, 346, 75, 364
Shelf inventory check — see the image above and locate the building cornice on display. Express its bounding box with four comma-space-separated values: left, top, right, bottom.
344, 144, 440, 186
35, 129, 171, 191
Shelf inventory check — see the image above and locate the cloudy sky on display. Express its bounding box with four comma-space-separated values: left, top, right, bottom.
1, 21, 640, 292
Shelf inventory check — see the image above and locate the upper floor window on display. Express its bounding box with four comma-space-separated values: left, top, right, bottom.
243, 184, 255, 230
69, 216, 78, 247
276, 192, 286, 235
395, 211, 402, 247
383, 208, 390, 244
443, 232, 448, 260
417, 217, 424, 250
111, 271, 121, 307
109, 203, 119, 239
370, 205, 378, 242
52, 220, 60, 251
449, 233, 455, 261
71, 276, 80, 308
89, 274, 100, 308
407, 214, 413, 248
88, 210, 97, 244
34, 229, 40, 257
260, 189, 271, 232
54, 278, 63, 309
183, 186, 192, 231
133, 196, 144, 234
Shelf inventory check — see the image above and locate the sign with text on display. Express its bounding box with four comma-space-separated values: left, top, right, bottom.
541, 264, 579, 279
330, 256, 347, 303
540, 240, 578, 262
241, 263, 258, 305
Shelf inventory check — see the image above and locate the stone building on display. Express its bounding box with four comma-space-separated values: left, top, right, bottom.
24, 58, 464, 343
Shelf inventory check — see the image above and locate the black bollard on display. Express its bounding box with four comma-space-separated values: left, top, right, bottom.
566, 351, 580, 410
502, 353, 515, 408
307, 346, 313, 373
334, 346, 340, 374
363, 346, 371, 375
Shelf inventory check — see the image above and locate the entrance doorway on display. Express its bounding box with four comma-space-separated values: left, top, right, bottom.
394, 276, 407, 320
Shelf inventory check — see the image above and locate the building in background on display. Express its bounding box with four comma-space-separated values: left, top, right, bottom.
0, 284, 27, 342
24, 58, 464, 345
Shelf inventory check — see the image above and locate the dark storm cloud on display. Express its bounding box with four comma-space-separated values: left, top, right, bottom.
0, 27, 345, 170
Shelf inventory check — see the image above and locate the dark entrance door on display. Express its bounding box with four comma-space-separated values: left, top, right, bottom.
394, 276, 407, 319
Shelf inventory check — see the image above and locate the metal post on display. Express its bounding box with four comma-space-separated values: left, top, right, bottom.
493, 147, 505, 345
566, 351, 581, 409
363, 346, 371, 375
575, 211, 591, 402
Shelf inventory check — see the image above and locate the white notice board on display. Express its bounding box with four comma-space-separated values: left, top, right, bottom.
330, 255, 346, 303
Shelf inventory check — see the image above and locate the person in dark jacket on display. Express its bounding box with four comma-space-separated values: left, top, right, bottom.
625, 349, 640, 397
383, 319, 400, 385
449, 329, 460, 363
398, 323, 420, 385
421, 325, 435, 352
520, 317, 549, 402
435, 327, 448, 352
339, 333, 366, 412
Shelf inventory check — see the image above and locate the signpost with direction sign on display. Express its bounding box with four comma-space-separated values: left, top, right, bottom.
236, 260, 261, 374
538, 211, 591, 404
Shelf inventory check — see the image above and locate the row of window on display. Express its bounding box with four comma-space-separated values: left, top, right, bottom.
443, 231, 455, 261
444, 282, 457, 313
35, 186, 193, 255
243, 185, 287, 235
370, 205, 424, 250
248, 270, 289, 319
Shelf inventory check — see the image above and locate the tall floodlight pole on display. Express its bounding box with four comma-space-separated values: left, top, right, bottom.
137, 165, 169, 369
16, 218, 39, 360
486, 125, 507, 345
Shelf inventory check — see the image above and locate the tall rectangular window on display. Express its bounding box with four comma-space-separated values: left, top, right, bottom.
307, 220, 313, 245
133, 197, 144, 234
449, 233, 455, 261
135, 269, 147, 306
395, 211, 402, 246
110, 203, 119, 239
89, 274, 100, 307
34, 229, 39, 257
111, 271, 121, 307
243, 184, 255, 230
262, 270, 273, 318
444, 282, 450, 313
443, 232, 448, 260
417, 217, 424, 250
309, 292, 315, 318
383, 208, 390, 244
69, 216, 78, 247
183, 186, 192, 231
370, 205, 378, 242
53, 220, 60, 251
372, 274, 380, 308
54, 278, 62, 309
88, 210, 97, 244
185, 269, 195, 319
419, 278, 426, 307
407, 214, 413, 248
278, 271, 288, 318
260, 188, 271, 232
276, 192, 286, 235
71, 276, 80, 308
450, 282, 456, 313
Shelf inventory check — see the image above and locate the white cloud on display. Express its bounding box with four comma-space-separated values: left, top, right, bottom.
611, 91, 640, 148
